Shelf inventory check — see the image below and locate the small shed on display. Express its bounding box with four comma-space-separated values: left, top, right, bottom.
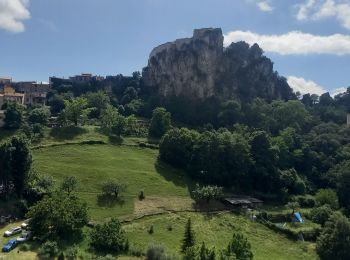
223, 197, 263, 209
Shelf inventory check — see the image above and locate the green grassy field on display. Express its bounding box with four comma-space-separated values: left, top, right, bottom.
33, 144, 192, 220
125, 212, 317, 260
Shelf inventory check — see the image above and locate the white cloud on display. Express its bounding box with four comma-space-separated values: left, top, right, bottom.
331, 87, 347, 97
224, 30, 350, 55
296, 0, 350, 30
246, 0, 274, 12
287, 76, 347, 97
296, 0, 316, 20
257, 1, 274, 12
287, 76, 326, 95
0, 0, 30, 33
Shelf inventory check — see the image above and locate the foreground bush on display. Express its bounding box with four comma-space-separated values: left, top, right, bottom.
90, 218, 128, 253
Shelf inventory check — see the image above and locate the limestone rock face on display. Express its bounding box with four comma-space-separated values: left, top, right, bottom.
142, 28, 294, 101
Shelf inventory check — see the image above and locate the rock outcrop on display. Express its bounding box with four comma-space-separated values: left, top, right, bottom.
142, 28, 294, 101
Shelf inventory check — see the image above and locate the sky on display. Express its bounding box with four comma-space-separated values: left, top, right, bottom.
0, 0, 349, 96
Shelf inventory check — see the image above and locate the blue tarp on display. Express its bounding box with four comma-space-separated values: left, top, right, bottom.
293, 212, 304, 223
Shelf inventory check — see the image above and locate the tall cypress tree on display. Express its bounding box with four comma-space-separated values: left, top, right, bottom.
181, 218, 195, 252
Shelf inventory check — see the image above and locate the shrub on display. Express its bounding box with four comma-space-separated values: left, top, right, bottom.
38, 241, 59, 258
66, 246, 78, 259
19, 243, 30, 252
148, 225, 154, 234
310, 205, 333, 226
146, 243, 176, 260
292, 195, 315, 208
90, 218, 128, 253
315, 189, 339, 209
139, 190, 145, 200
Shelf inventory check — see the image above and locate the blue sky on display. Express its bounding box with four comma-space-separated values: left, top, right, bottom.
0, 0, 349, 95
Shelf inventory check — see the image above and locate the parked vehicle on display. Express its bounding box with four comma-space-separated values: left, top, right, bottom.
2, 240, 17, 252
4, 226, 21, 237
16, 231, 32, 243
21, 219, 31, 229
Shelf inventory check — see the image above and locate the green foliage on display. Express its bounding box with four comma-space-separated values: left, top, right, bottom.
60, 176, 78, 195
192, 184, 223, 204
286, 201, 300, 214
101, 180, 126, 198
100, 105, 129, 137
159, 128, 199, 168
181, 218, 195, 252
85, 91, 110, 118
0, 135, 32, 197
146, 243, 177, 260
310, 205, 333, 226
4, 102, 24, 129
90, 218, 128, 253
218, 100, 242, 126
149, 107, 172, 138
221, 233, 253, 260
314, 189, 339, 209
65, 246, 78, 259
280, 168, 306, 195
63, 97, 89, 126
26, 191, 89, 239
28, 107, 51, 125
38, 240, 59, 258
316, 212, 350, 260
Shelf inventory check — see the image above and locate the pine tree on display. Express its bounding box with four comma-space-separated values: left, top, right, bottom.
181, 218, 195, 252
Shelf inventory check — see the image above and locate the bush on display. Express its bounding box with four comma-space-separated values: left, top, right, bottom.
139, 190, 145, 200
90, 218, 128, 253
148, 225, 154, 234
310, 205, 333, 226
315, 189, 339, 209
38, 241, 59, 258
146, 243, 176, 260
66, 246, 78, 259
292, 195, 315, 208
19, 243, 30, 252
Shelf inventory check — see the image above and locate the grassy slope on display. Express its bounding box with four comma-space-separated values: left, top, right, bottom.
125, 212, 317, 260
33, 144, 191, 220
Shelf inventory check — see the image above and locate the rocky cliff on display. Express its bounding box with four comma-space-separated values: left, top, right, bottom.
142, 28, 294, 101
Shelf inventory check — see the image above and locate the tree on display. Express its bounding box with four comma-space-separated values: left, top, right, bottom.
26, 191, 89, 239
60, 176, 78, 195
159, 128, 199, 168
286, 201, 300, 214
192, 184, 223, 204
28, 107, 51, 125
315, 189, 339, 209
310, 205, 333, 226
4, 102, 24, 129
85, 91, 110, 118
181, 218, 195, 252
218, 100, 242, 126
90, 218, 128, 253
316, 212, 350, 260
100, 105, 126, 137
63, 97, 89, 126
221, 233, 253, 260
101, 180, 126, 198
334, 161, 350, 212
149, 107, 172, 138
199, 242, 215, 260
48, 94, 65, 115
0, 135, 32, 197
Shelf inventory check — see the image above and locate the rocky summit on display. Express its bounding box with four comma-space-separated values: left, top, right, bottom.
142, 28, 294, 101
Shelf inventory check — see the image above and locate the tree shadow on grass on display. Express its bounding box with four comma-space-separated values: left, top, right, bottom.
49, 126, 88, 141
97, 194, 125, 208
108, 135, 123, 145
155, 160, 196, 196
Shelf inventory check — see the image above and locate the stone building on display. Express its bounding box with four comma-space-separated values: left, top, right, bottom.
0, 85, 25, 108
13, 82, 50, 106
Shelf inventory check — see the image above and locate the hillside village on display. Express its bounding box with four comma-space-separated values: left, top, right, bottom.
1, 28, 350, 260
